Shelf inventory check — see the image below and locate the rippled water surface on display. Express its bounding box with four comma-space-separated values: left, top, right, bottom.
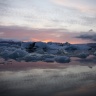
0, 55, 96, 96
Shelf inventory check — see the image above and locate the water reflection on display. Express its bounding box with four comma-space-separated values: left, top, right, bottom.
0, 57, 96, 96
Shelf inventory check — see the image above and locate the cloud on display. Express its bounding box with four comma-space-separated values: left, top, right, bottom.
80, 16, 96, 27
0, 32, 4, 35
0, 25, 69, 42
0, 0, 11, 16
52, 0, 96, 14
0, 25, 95, 44
0, 0, 96, 31
76, 31, 96, 41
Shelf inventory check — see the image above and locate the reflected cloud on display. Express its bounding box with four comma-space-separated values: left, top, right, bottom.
0, 66, 96, 96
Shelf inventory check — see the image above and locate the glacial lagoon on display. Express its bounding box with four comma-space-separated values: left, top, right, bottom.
0, 55, 96, 96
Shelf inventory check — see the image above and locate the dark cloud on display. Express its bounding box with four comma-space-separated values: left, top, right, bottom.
76, 31, 96, 41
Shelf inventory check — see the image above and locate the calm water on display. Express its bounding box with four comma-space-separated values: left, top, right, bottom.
0, 55, 96, 96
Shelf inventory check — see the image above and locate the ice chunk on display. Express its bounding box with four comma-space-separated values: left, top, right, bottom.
47, 49, 58, 54
42, 54, 54, 59
77, 52, 89, 59
35, 42, 48, 49
0, 50, 11, 60
57, 49, 68, 55
35, 48, 44, 54
55, 56, 70, 63
94, 51, 96, 56
23, 54, 42, 62
9, 49, 28, 60
21, 42, 34, 49
73, 44, 91, 50
65, 45, 78, 51
48, 43, 61, 50
43, 58, 54, 62
0, 43, 10, 47
41, 54, 55, 62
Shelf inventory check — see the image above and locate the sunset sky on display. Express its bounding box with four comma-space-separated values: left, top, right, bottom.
0, 0, 96, 43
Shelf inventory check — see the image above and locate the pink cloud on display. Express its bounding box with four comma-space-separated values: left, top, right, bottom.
0, 25, 93, 44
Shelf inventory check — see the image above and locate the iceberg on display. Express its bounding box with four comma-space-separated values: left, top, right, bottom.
0, 40, 95, 63
94, 51, 96, 56
77, 52, 89, 59
9, 49, 28, 60
55, 56, 70, 63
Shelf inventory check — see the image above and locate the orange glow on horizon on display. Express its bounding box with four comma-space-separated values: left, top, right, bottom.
30, 38, 54, 43
23, 37, 90, 44
23, 39, 87, 44
42, 39, 53, 43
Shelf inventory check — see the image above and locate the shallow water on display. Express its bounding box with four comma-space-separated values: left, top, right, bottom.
0, 55, 96, 96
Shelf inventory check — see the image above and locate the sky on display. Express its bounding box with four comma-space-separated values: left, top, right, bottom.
0, 0, 96, 43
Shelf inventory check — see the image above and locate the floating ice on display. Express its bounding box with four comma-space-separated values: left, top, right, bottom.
35, 42, 48, 49
23, 54, 42, 62
94, 51, 96, 56
35, 48, 44, 54
41, 54, 55, 62
21, 42, 34, 49
42, 54, 55, 59
55, 56, 70, 63
9, 49, 28, 60
73, 44, 91, 50
0, 50, 11, 60
43, 58, 54, 62
0, 41, 95, 63
77, 52, 89, 59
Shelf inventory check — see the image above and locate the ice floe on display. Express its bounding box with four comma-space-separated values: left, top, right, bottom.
0, 40, 95, 63
55, 56, 70, 63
